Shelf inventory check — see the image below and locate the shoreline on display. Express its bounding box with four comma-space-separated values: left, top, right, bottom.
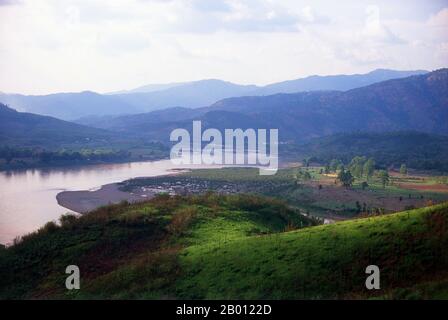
55, 163, 291, 214
0, 156, 170, 173
56, 182, 156, 213
56, 170, 187, 213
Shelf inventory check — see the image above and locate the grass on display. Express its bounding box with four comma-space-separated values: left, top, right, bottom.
0, 193, 316, 299
176, 203, 448, 299
1, 193, 447, 299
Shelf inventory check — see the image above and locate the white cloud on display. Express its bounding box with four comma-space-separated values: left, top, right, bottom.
361, 5, 405, 44
0, 0, 446, 94
428, 7, 448, 27
0, 0, 21, 6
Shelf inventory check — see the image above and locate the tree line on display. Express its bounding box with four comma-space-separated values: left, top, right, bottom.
0, 146, 131, 164
321, 156, 408, 189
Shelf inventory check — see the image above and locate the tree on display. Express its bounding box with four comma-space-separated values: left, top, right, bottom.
361, 181, 369, 190
329, 159, 342, 172
355, 201, 362, 213
302, 171, 312, 181
363, 158, 375, 180
349, 156, 366, 179
377, 170, 390, 188
293, 169, 312, 184
400, 163, 407, 175
353, 163, 364, 178
302, 158, 310, 167
337, 168, 354, 188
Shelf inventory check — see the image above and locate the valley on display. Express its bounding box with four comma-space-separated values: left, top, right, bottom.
1, 67, 447, 300
103, 166, 448, 220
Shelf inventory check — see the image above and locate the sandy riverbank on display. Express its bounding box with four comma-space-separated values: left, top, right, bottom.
56, 182, 157, 213
55, 163, 294, 214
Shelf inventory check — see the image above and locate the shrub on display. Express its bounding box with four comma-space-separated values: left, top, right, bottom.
167, 207, 198, 235
59, 213, 78, 228
38, 221, 59, 234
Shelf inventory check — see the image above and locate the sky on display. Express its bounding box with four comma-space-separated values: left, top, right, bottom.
0, 0, 447, 95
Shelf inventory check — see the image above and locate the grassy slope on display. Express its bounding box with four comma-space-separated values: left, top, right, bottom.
178, 203, 448, 299
0, 194, 447, 299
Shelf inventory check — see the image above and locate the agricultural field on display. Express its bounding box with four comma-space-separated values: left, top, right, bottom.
120, 166, 448, 221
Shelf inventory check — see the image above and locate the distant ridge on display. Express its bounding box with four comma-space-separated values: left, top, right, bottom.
81, 69, 448, 141
107, 82, 188, 95
257, 68, 428, 95
0, 102, 121, 148
0, 69, 428, 120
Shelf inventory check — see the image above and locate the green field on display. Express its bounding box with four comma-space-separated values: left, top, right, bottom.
1, 193, 447, 299
121, 166, 448, 220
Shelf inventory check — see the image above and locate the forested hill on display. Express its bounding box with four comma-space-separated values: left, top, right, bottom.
77, 69, 448, 142
0, 103, 123, 148
291, 131, 448, 172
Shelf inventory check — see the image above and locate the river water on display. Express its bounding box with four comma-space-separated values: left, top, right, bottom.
0, 160, 222, 245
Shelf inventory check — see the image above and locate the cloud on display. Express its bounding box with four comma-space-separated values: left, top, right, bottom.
0, 0, 21, 5
159, 0, 305, 33
428, 7, 448, 27
361, 5, 405, 44
133, 0, 331, 34
435, 42, 448, 60
97, 31, 151, 56
0, 0, 447, 94
190, 0, 232, 13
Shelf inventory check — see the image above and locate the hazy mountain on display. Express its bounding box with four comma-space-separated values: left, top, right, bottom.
257, 69, 428, 95
112, 69, 427, 110
1, 69, 427, 120
205, 69, 448, 140
75, 107, 203, 131
0, 91, 139, 121
83, 69, 448, 142
0, 103, 122, 149
107, 82, 188, 94
114, 79, 260, 111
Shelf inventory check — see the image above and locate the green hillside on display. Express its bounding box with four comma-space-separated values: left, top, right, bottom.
1, 194, 447, 299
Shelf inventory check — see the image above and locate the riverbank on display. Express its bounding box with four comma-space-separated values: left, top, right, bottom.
0, 154, 169, 172
56, 170, 189, 213
56, 183, 151, 213
56, 168, 192, 213
54, 163, 283, 214
0, 159, 197, 245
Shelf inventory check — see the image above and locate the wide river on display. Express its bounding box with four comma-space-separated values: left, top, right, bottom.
0, 160, 223, 245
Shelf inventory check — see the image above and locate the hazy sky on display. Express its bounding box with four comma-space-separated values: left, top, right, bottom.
1, 0, 447, 94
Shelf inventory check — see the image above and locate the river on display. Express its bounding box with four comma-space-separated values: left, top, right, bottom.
0, 160, 221, 245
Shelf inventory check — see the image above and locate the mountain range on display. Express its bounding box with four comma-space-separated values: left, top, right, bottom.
1, 68, 447, 171
0, 69, 426, 120
76, 69, 448, 142
0, 102, 125, 149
